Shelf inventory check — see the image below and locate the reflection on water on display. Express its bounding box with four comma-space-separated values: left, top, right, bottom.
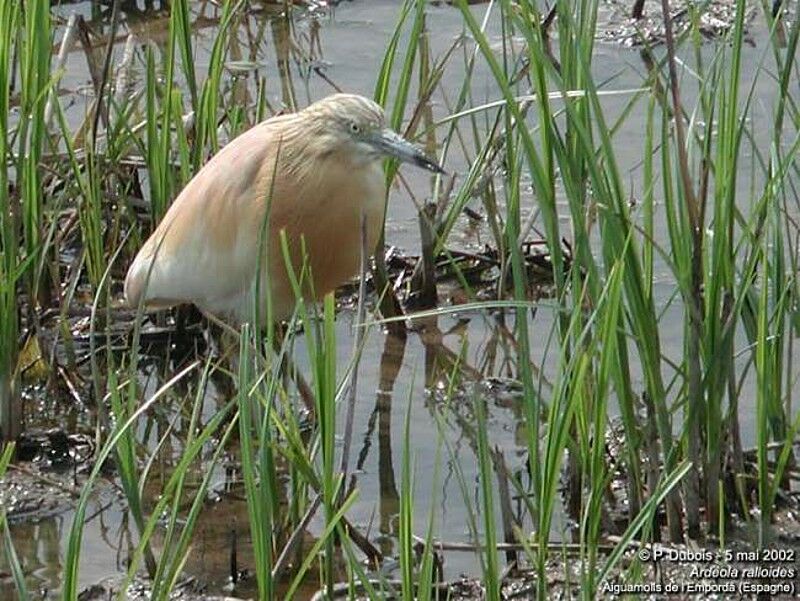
4, 305, 551, 598
351, 331, 404, 559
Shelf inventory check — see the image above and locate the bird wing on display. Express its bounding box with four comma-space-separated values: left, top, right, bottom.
124, 119, 288, 314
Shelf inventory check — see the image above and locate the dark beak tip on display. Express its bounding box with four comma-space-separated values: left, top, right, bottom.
422, 158, 446, 175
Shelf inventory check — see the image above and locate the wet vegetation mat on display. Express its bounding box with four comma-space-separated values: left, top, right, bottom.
2, 0, 800, 599
598, 0, 762, 45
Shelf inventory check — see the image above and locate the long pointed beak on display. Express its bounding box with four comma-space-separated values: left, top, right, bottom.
369, 129, 445, 174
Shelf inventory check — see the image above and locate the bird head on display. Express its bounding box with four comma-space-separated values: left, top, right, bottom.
304, 94, 445, 174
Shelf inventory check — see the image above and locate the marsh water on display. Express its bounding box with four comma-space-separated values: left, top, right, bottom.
3, 1, 798, 598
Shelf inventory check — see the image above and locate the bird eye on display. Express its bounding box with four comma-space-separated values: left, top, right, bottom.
349, 122, 360, 134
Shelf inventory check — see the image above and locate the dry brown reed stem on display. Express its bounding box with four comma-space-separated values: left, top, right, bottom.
660, 0, 699, 543
338, 213, 369, 483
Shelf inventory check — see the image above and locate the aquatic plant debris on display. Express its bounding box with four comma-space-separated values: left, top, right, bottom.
598, 0, 759, 46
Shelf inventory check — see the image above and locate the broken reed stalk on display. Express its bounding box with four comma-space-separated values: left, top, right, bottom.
91, 0, 121, 148
338, 212, 369, 483
43, 13, 78, 130
411, 202, 439, 308
73, 17, 107, 137
409, 12, 439, 308
373, 239, 405, 334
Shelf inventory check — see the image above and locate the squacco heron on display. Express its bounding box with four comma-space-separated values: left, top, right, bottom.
125, 94, 443, 322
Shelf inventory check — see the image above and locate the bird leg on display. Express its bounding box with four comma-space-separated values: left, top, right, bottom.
202, 311, 317, 417
273, 321, 317, 417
